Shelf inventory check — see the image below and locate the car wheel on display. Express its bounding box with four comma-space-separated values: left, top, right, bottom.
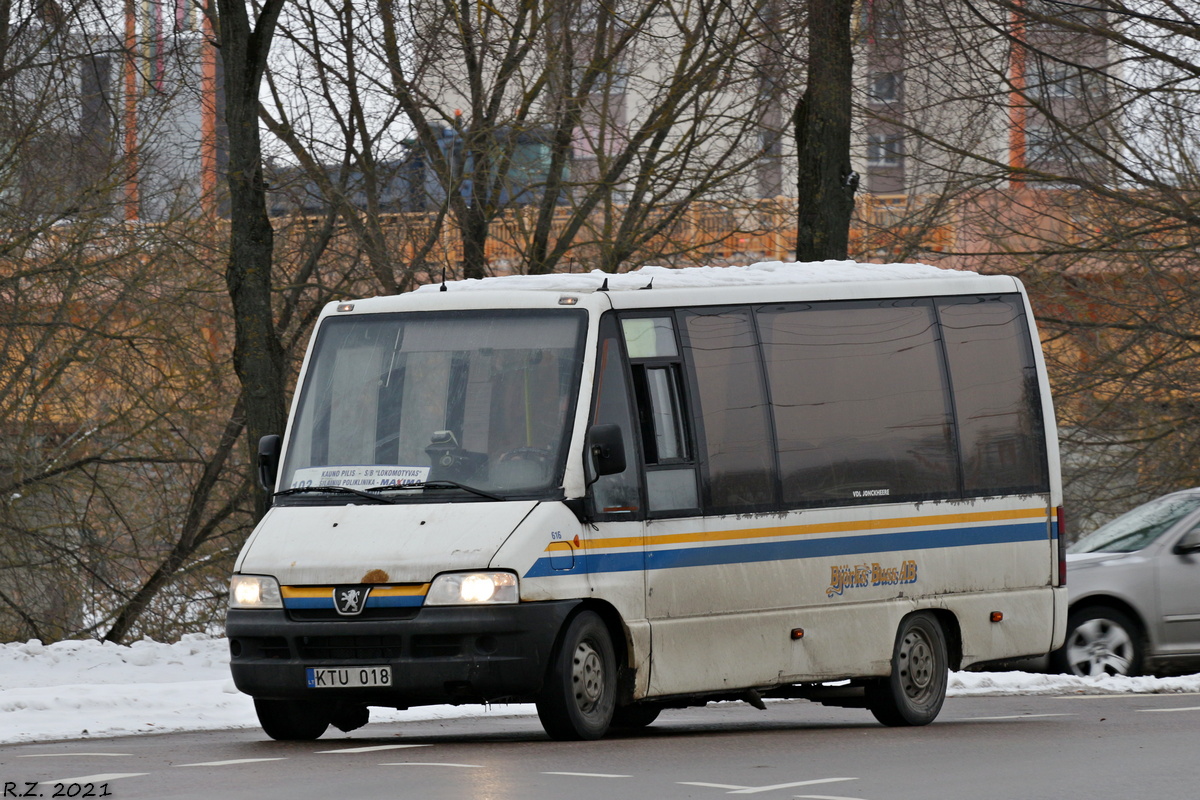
254, 698, 330, 741
536, 610, 616, 740
1052, 607, 1144, 677
866, 612, 948, 727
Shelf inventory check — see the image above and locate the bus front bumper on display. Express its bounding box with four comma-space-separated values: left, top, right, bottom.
225, 601, 579, 707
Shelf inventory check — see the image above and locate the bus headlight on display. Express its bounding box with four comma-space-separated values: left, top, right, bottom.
426, 571, 518, 605
229, 574, 283, 609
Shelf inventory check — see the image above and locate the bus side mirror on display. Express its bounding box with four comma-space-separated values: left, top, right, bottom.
587, 424, 626, 478
258, 434, 282, 491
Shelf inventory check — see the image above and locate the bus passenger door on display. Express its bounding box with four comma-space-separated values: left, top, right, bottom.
586, 318, 650, 698
631, 309, 790, 697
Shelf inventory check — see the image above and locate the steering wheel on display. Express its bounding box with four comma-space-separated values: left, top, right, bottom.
499, 446, 552, 463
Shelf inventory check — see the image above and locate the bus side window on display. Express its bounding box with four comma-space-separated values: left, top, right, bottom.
631, 364, 689, 463
589, 321, 643, 518
683, 308, 777, 512
758, 300, 958, 507
622, 316, 700, 515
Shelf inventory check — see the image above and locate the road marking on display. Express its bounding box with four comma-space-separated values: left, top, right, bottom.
679, 778, 858, 794
543, 771, 632, 778
317, 744, 432, 753
965, 713, 1074, 721
795, 795, 867, 800
1137, 705, 1200, 713
19, 753, 133, 758
1055, 692, 1200, 699
39, 773, 148, 785
175, 758, 288, 767
731, 778, 858, 795
380, 762, 483, 768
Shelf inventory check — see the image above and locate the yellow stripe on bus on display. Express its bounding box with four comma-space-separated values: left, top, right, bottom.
556, 507, 1051, 553
281, 584, 430, 598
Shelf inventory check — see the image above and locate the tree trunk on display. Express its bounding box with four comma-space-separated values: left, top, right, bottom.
795, 0, 857, 261
214, 0, 288, 519
459, 191, 490, 280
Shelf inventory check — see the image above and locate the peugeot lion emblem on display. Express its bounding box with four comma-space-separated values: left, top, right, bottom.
333, 585, 372, 616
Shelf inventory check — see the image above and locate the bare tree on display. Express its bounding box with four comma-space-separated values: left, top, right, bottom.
261, 0, 791, 280
0, 217, 256, 643
1, 0, 283, 642
866, 0, 1200, 529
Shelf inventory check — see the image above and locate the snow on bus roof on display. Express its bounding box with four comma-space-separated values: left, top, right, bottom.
415, 261, 978, 294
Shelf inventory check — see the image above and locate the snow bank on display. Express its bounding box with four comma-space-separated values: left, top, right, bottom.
0, 636, 530, 744
0, 636, 249, 743
415, 261, 978, 294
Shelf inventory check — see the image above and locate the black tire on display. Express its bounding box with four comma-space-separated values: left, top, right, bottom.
329, 704, 370, 733
536, 610, 617, 740
254, 698, 330, 741
866, 612, 948, 727
610, 703, 662, 730
1050, 607, 1144, 678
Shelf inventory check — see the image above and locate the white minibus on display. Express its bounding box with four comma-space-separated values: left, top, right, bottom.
227, 261, 1066, 740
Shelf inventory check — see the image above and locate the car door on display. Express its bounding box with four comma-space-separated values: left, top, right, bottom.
1156, 518, 1200, 656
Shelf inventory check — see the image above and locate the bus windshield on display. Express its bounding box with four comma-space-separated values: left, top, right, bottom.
279, 309, 587, 500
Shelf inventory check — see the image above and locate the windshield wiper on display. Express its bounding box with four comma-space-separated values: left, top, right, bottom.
273, 485, 399, 504
370, 480, 506, 502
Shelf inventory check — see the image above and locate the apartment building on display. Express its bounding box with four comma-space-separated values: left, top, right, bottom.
2, 5, 224, 224
384, 0, 1115, 224
857, 0, 1116, 197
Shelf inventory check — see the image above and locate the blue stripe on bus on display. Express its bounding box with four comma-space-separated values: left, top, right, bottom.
522, 520, 1048, 579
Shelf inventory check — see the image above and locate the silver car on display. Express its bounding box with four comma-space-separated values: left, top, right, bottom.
1053, 489, 1200, 677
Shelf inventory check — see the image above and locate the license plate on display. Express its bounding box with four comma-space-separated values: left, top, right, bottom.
306, 665, 392, 689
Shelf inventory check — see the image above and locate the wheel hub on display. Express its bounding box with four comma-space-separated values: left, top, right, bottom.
899, 630, 935, 697
572, 641, 604, 710
1067, 617, 1133, 677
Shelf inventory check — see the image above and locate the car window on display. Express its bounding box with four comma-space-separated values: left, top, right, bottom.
1070, 493, 1200, 554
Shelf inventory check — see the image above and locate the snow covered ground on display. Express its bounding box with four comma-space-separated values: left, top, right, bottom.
3, 635, 1200, 745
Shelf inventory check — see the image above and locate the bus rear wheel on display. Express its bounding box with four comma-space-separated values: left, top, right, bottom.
536, 610, 616, 740
866, 612, 948, 727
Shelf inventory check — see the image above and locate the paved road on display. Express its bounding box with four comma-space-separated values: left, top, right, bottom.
2, 692, 1196, 799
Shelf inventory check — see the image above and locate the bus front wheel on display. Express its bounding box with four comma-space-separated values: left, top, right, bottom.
610, 703, 662, 730
254, 698, 330, 741
536, 610, 616, 740
866, 612, 948, 727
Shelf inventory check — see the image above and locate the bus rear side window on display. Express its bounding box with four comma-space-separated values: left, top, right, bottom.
937, 296, 1049, 496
